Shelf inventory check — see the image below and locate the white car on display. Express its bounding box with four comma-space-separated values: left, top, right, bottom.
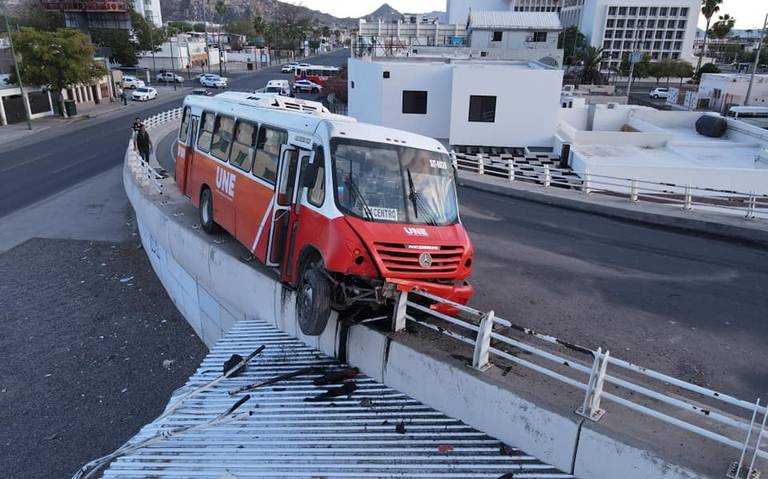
264, 79, 291, 96
294, 79, 322, 94
281, 62, 298, 73
157, 72, 184, 83
122, 75, 145, 89
649, 87, 670, 99
132, 87, 157, 101
200, 74, 228, 88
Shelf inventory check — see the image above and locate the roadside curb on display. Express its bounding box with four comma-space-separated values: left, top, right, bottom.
458, 173, 768, 247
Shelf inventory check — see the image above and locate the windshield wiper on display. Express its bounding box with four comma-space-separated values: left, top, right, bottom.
407, 168, 438, 226
345, 176, 374, 221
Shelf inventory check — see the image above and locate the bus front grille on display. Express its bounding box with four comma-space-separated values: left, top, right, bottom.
373, 243, 464, 275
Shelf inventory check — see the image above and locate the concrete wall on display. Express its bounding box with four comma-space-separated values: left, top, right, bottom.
449, 63, 562, 147
347, 58, 384, 126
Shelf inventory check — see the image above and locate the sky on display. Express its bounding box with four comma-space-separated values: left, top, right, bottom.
283, 0, 767, 29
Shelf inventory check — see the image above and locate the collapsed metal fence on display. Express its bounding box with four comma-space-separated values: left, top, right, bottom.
452, 151, 768, 221
392, 290, 768, 478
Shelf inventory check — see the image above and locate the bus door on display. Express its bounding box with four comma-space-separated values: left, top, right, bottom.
267, 145, 300, 269
179, 115, 199, 196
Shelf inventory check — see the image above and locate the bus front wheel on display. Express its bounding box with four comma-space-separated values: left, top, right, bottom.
297, 267, 331, 336
199, 188, 219, 234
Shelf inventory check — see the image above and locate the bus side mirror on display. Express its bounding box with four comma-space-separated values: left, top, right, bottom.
302, 163, 319, 188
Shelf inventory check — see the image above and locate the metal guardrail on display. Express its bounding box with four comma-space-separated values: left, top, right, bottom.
391, 290, 768, 478
126, 108, 183, 194
452, 151, 768, 221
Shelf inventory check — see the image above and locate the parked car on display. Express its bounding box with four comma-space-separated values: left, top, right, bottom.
264, 79, 292, 96
132, 87, 158, 101
281, 62, 299, 73
191, 88, 213, 96
157, 72, 184, 83
293, 79, 322, 94
199, 74, 228, 88
122, 75, 145, 89
649, 87, 670, 99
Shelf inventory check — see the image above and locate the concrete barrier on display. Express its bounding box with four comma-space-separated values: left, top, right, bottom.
124, 125, 719, 479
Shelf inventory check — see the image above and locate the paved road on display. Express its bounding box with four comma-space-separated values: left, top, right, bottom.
459, 186, 768, 400
0, 49, 349, 219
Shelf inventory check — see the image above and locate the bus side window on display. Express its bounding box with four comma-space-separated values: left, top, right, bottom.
229, 120, 258, 171
179, 107, 190, 143
253, 127, 286, 184
210, 115, 235, 161
197, 112, 214, 152
308, 147, 325, 207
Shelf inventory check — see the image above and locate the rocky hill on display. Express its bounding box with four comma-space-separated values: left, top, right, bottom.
160, 0, 357, 26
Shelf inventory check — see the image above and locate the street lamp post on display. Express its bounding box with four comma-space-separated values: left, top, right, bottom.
3, 5, 32, 130
169, 36, 177, 91
745, 14, 767, 107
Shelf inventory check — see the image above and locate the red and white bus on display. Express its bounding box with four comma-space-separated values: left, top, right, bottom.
293, 65, 340, 85
175, 92, 473, 335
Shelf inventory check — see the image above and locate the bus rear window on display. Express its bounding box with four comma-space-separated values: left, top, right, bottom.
253, 127, 286, 184
197, 112, 214, 152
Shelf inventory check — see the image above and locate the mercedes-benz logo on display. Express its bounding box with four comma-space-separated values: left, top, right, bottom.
419, 252, 433, 268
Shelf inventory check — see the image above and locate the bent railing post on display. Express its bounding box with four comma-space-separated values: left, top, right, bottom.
472, 310, 494, 371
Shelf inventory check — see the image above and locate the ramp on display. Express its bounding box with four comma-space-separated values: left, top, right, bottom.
102, 320, 573, 478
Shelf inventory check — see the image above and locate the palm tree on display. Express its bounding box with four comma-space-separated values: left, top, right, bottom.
214, 0, 227, 74
696, 0, 723, 74
578, 46, 605, 85
710, 14, 736, 39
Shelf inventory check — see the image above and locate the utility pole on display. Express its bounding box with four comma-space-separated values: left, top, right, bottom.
202, 0, 210, 73
626, 50, 641, 105
3, 4, 32, 130
169, 36, 177, 91
745, 13, 767, 107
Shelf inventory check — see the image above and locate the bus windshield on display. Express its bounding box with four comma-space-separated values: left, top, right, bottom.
332, 138, 458, 226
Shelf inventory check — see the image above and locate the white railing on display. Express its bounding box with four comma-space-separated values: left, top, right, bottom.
391, 290, 767, 478
126, 108, 183, 194
452, 151, 768, 221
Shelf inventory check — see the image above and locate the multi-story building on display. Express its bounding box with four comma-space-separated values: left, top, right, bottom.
447, 0, 561, 24
133, 0, 163, 27
560, 0, 700, 69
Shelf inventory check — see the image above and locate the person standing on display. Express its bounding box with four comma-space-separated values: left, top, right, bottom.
118, 86, 127, 106
134, 124, 153, 163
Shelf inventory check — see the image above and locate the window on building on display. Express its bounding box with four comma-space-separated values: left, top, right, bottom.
645, 31, 653, 38
532, 31, 547, 42
492, 31, 503, 42
613, 41, 622, 49
659, 7, 667, 16
604, 30, 613, 38
657, 20, 665, 28
608, 6, 616, 15
197, 112, 214, 152
670, 7, 678, 16
624, 41, 632, 49
229, 120, 258, 172
676, 31, 683, 39
253, 127, 287, 184
210, 116, 235, 161
611, 51, 620, 59
383, 71, 390, 79
627, 19, 635, 28
618, 7, 626, 15
307, 147, 325, 207
655, 31, 663, 39
616, 19, 625, 28
674, 41, 682, 50
603, 40, 612, 48
647, 19, 655, 28
680, 7, 688, 16
666, 31, 673, 39
639, 7, 647, 16
713, 89, 721, 99
629, 7, 637, 15
664, 41, 671, 49
651, 52, 659, 59
615, 30, 623, 38
661, 52, 670, 59
678, 20, 686, 29
402, 90, 428, 114
637, 20, 645, 28
649, 7, 657, 15
468, 95, 496, 123
672, 52, 680, 59
653, 41, 661, 49
606, 19, 615, 27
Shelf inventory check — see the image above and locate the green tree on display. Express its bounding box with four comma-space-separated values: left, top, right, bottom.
672, 60, 694, 86
130, 9, 166, 53
709, 14, 735, 39
253, 15, 266, 37
578, 46, 605, 84
12, 28, 106, 117
696, 0, 723, 73
167, 21, 194, 34
193, 23, 206, 33
91, 28, 140, 65
558, 26, 586, 66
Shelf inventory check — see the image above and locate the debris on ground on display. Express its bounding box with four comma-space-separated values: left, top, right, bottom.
313, 367, 359, 386
395, 421, 406, 434
306, 382, 357, 402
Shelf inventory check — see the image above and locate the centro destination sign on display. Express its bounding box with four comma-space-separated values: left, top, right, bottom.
41, 0, 129, 12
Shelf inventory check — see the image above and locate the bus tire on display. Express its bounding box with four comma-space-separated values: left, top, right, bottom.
199, 187, 219, 234
297, 267, 331, 336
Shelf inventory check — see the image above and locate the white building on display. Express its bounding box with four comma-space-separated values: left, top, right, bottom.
447, 0, 561, 24
560, 0, 700, 69
138, 35, 215, 72
468, 11, 563, 66
556, 104, 768, 195
348, 56, 563, 148
697, 73, 768, 114
133, 0, 162, 27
